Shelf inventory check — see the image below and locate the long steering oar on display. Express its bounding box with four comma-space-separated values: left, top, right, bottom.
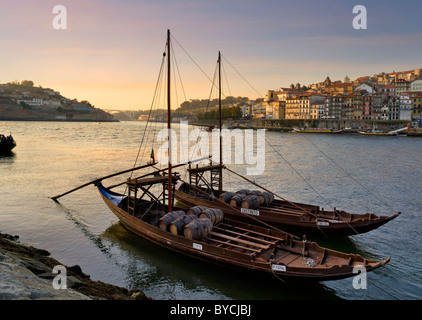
50, 162, 158, 202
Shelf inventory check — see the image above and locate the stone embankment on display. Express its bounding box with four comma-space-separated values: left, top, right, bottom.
0, 233, 151, 300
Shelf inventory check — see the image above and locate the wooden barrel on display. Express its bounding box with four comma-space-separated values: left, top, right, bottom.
199, 208, 224, 225
169, 215, 198, 235
158, 210, 186, 231
236, 189, 250, 195
183, 218, 213, 240
259, 191, 275, 206
241, 195, 261, 209
218, 192, 235, 203
230, 193, 246, 206
187, 206, 209, 217
248, 190, 261, 196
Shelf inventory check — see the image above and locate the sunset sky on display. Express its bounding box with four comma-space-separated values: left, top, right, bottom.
1, 0, 421, 110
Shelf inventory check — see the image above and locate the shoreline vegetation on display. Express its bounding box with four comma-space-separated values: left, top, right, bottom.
0, 232, 151, 300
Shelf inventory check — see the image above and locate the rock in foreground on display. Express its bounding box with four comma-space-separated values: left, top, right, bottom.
0, 233, 151, 300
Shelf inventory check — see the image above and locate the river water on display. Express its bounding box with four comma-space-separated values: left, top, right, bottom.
1, 120, 421, 300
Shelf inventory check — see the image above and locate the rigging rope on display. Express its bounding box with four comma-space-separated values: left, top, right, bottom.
131, 49, 167, 175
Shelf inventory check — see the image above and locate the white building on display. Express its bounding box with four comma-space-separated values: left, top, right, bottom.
15, 98, 43, 107
410, 80, 422, 92
399, 94, 412, 121
355, 84, 374, 94
43, 99, 61, 107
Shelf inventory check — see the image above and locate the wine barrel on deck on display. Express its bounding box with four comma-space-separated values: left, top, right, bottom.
183, 218, 213, 240
187, 206, 209, 217
259, 192, 275, 206
230, 194, 246, 206
241, 195, 260, 209
199, 208, 224, 225
169, 215, 198, 235
219, 192, 235, 203
236, 189, 250, 195
158, 210, 186, 231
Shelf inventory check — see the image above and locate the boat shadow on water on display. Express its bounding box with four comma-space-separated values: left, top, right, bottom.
100, 221, 342, 300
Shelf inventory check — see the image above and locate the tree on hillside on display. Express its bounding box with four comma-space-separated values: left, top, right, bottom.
21, 80, 34, 87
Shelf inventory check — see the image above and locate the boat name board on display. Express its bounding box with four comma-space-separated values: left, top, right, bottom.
271, 264, 286, 272
193, 243, 203, 250
317, 221, 330, 226
240, 208, 260, 216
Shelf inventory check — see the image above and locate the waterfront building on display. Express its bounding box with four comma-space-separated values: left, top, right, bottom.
265, 100, 285, 119
285, 93, 325, 119
352, 90, 363, 120
328, 94, 346, 119
381, 96, 400, 120
399, 94, 412, 121
362, 92, 373, 120
310, 101, 324, 119
409, 91, 422, 119
372, 93, 387, 121
341, 94, 354, 120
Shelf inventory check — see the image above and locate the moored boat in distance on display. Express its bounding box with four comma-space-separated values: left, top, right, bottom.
358, 127, 408, 136
0, 134, 16, 154
292, 128, 344, 134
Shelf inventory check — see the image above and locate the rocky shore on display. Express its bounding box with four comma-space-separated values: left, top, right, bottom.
0, 233, 151, 300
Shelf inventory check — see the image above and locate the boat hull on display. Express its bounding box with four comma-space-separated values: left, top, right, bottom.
0, 137, 16, 154
175, 183, 400, 237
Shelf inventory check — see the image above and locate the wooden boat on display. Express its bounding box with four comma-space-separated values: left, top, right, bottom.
174, 53, 400, 237
0, 134, 16, 154
175, 180, 400, 237
97, 180, 390, 281
359, 129, 397, 136
92, 31, 390, 281
293, 128, 344, 134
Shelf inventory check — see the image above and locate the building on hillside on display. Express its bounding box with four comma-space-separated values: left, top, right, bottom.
285, 93, 325, 119
395, 79, 411, 96
388, 69, 421, 82
355, 83, 375, 94
410, 80, 422, 92
324, 82, 355, 95
15, 97, 44, 108
381, 85, 395, 96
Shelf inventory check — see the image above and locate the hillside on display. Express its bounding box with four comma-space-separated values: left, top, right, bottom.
0, 81, 118, 122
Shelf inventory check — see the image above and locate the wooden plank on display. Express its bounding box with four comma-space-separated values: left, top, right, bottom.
221, 223, 289, 242
208, 237, 261, 253
213, 226, 276, 245
209, 231, 269, 250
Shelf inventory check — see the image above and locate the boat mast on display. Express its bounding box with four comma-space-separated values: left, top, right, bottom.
218, 51, 223, 194
167, 29, 173, 212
